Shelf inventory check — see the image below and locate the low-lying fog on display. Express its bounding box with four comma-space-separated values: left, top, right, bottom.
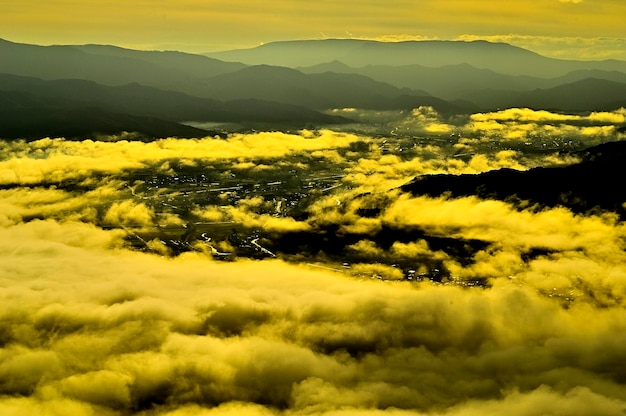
1, 107, 626, 415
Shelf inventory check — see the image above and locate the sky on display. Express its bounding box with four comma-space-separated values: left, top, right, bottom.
2, 0, 626, 59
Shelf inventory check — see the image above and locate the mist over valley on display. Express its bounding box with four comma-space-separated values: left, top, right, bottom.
2, 37, 626, 415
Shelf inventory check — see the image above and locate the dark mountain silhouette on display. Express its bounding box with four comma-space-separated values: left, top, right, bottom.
504, 78, 626, 111
447, 77, 626, 111
208, 39, 371, 67
0, 38, 245, 96
401, 140, 626, 218
2, 37, 625, 132
538, 69, 626, 88
300, 62, 530, 99
0, 73, 348, 123
301, 63, 626, 111
207, 39, 626, 77
0, 38, 472, 113
0, 74, 350, 139
202, 64, 471, 113
0, 91, 210, 140
71, 44, 245, 78
301, 62, 626, 102
206, 39, 626, 111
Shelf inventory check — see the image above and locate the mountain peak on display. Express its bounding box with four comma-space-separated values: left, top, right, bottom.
206, 38, 560, 75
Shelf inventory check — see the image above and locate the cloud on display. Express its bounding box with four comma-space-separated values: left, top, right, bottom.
0, 131, 360, 186
2, 118, 626, 414
443, 386, 626, 416
0, 213, 626, 414
457, 34, 626, 60
359, 34, 441, 43
329, 108, 625, 156
468, 108, 582, 123
460, 108, 625, 144
103, 201, 155, 227
404, 106, 454, 134
2, 219, 626, 414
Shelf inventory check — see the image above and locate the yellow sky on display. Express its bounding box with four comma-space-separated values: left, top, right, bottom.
2, 0, 626, 59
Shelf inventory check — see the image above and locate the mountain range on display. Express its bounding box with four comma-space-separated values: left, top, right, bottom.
0, 73, 350, 139
207, 39, 626, 77
1, 37, 626, 139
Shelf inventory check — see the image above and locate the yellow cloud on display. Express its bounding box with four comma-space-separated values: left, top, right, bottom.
469, 108, 581, 123
0, 132, 359, 185
103, 201, 155, 227
2, 117, 626, 414
460, 108, 626, 142
2, 218, 626, 414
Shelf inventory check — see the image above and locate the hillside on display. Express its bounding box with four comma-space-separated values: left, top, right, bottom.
0, 91, 210, 140
0, 38, 467, 113
2, 37, 625, 137
207, 39, 626, 77
0, 74, 350, 139
401, 140, 626, 218
0, 38, 244, 96
202, 65, 468, 112
506, 78, 626, 111
300, 62, 531, 99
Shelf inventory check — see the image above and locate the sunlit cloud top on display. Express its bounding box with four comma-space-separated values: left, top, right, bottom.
2, 120, 626, 414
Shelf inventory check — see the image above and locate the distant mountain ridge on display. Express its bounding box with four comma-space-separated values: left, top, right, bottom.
0, 91, 210, 140
200, 64, 469, 112
1, 37, 626, 139
506, 78, 626, 111
204, 38, 626, 111
0, 73, 348, 122
0, 38, 467, 111
206, 39, 626, 77
0, 38, 244, 95
0, 73, 349, 140
300, 62, 626, 101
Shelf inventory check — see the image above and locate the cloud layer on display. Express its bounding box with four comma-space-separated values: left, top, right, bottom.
2, 109, 626, 414
2, 219, 626, 415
